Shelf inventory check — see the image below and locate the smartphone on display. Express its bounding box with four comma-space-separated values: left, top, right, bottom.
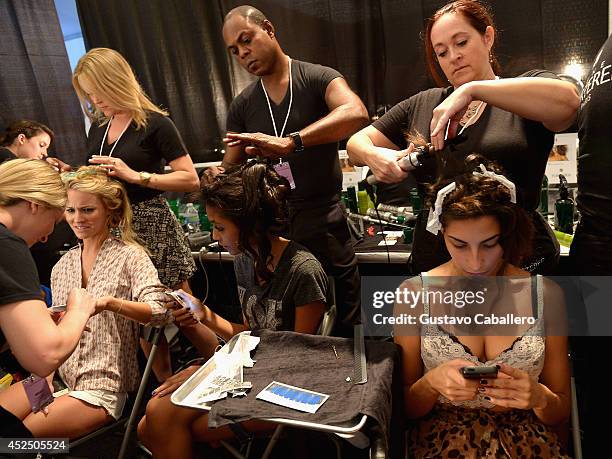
460, 365, 498, 379
168, 290, 198, 312
49, 304, 67, 313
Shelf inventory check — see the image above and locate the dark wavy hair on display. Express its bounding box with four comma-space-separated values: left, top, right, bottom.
201, 160, 289, 283
0, 120, 54, 147
427, 155, 534, 266
424, 0, 501, 87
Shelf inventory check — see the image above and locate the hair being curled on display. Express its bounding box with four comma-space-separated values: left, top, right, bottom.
0, 120, 54, 147
62, 166, 143, 250
0, 159, 65, 208
202, 160, 289, 283
427, 154, 533, 266
424, 0, 500, 87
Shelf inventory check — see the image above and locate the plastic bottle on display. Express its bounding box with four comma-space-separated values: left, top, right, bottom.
357, 182, 369, 215
555, 174, 575, 234
539, 175, 549, 215
184, 203, 201, 233
409, 190, 423, 216
346, 186, 359, 214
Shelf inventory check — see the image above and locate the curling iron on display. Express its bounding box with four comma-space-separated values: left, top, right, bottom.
365, 143, 435, 186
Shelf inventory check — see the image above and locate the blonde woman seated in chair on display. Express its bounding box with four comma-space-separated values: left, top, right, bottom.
395, 156, 570, 458
0, 167, 173, 439
138, 160, 328, 459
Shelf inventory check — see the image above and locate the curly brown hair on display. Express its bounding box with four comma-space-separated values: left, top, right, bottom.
201, 160, 289, 283
427, 155, 534, 266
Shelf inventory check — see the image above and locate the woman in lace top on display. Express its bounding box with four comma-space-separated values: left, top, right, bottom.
394, 156, 570, 458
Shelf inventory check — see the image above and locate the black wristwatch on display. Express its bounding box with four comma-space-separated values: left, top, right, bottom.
288, 131, 304, 152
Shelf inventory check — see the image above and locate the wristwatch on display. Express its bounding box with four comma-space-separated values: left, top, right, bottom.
139, 171, 153, 186
288, 131, 304, 152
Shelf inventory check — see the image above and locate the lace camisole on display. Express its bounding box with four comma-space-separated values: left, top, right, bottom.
420, 274, 546, 408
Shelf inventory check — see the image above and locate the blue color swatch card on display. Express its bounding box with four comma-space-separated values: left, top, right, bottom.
256, 381, 329, 413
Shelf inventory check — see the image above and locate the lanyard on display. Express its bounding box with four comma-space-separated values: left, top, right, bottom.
99, 116, 132, 157
261, 57, 293, 163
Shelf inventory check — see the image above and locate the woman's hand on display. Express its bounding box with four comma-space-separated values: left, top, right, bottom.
423, 359, 481, 402
151, 365, 201, 397
66, 287, 96, 317
479, 363, 548, 410
46, 157, 72, 172
89, 156, 139, 183
367, 145, 415, 183
94, 296, 113, 315
166, 290, 205, 327
430, 85, 474, 151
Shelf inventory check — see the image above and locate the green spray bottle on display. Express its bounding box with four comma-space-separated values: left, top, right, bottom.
555, 174, 575, 234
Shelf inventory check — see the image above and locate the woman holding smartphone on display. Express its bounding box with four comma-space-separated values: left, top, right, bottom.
394, 156, 570, 457
0, 167, 174, 439
138, 161, 328, 459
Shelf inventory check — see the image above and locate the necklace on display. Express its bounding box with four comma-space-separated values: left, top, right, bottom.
457, 100, 485, 136
460, 101, 483, 125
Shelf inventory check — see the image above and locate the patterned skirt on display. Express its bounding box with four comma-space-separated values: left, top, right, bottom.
131, 195, 196, 288
408, 404, 569, 459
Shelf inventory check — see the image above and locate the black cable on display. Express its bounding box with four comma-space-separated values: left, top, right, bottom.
363, 182, 391, 264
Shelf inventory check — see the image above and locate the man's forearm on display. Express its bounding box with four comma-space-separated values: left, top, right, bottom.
300, 104, 369, 148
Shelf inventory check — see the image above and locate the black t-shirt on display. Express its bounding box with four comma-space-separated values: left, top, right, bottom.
86, 112, 189, 203
226, 59, 343, 209
0, 147, 16, 163
373, 70, 558, 272
372, 69, 557, 211
577, 36, 612, 231
0, 224, 43, 347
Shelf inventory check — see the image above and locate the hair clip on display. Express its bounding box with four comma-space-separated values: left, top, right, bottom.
426, 182, 456, 235
472, 164, 516, 203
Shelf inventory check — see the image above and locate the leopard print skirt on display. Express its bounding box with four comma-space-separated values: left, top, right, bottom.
408, 404, 569, 459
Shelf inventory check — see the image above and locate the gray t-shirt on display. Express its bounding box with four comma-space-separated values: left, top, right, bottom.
234, 241, 327, 331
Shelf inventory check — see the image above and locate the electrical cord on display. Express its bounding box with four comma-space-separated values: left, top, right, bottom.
362, 181, 391, 264
197, 246, 210, 304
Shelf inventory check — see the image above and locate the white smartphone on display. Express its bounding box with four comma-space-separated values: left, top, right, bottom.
49, 304, 67, 313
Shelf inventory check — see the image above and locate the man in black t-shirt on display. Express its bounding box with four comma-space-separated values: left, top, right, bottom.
217, 5, 369, 332
568, 34, 612, 458
572, 34, 612, 275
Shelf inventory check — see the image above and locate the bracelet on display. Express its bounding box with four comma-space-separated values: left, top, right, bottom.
115, 298, 124, 315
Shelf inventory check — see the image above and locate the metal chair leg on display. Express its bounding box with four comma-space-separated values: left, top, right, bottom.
570, 376, 583, 459
118, 326, 163, 459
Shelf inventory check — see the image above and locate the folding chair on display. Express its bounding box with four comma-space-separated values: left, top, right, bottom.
44, 325, 166, 459
116, 325, 166, 459
218, 275, 338, 459
570, 360, 582, 459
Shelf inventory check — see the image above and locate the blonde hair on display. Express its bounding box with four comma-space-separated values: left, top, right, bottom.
62, 166, 145, 250
72, 48, 168, 129
0, 159, 66, 208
